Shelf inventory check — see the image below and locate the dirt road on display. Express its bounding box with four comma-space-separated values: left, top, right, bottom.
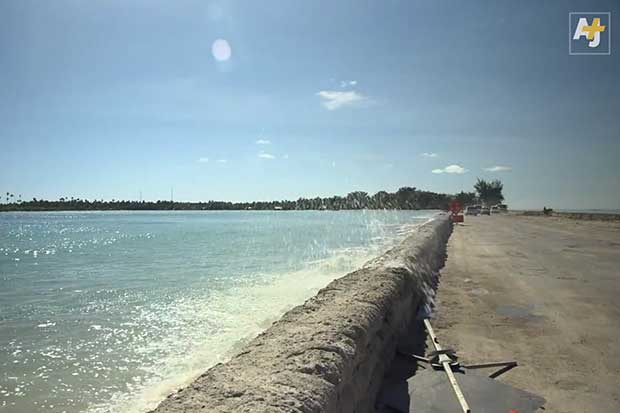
434, 215, 620, 412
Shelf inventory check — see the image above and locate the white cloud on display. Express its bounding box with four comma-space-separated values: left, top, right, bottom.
258, 152, 275, 159
282, 154, 289, 159
256, 139, 271, 145
421, 152, 438, 158
197, 157, 209, 163
331, 161, 336, 168
340, 80, 358, 88
432, 164, 468, 174
216, 159, 227, 163
484, 165, 512, 172
317, 90, 366, 110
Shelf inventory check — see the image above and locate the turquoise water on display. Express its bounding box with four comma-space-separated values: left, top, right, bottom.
0, 210, 436, 413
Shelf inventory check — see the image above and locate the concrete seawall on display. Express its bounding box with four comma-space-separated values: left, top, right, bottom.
150, 214, 452, 413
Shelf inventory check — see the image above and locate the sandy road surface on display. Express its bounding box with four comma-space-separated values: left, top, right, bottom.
433, 215, 620, 412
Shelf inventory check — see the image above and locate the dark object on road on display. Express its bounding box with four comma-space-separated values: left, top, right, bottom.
543, 207, 554, 216
378, 318, 545, 413
380, 369, 545, 413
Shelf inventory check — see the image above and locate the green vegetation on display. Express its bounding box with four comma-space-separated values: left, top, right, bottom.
0, 186, 481, 212
473, 178, 504, 206
1, 181, 503, 212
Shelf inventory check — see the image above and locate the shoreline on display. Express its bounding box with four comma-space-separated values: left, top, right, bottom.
0, 210, 437, 413
148, 214, 452, 413
3, 208, 619, 221
0, 208, 443, 213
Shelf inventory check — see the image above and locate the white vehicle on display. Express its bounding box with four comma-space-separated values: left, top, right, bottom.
465, 206, 481, 216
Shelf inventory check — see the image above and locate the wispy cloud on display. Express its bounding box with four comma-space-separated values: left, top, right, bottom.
421, 152, 438, 158
197, 157, 209, 163
258, 152, 275, 159
216, 159, 228, 164
340, 80, 357, 88
256, 139, 271, 145
282, 154, 289, 159
317, 90, 366, 110
432, 164, 468, 174
484, 165, 512, 172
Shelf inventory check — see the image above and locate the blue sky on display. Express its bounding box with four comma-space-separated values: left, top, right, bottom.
1, 0, 619, 209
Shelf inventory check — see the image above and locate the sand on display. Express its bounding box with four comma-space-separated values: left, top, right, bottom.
430, 214, 620, 412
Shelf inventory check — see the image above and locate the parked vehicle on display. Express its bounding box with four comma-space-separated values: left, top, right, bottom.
481, 206, 490, 215
490, 204, 508, 214
465, 206, 481, 215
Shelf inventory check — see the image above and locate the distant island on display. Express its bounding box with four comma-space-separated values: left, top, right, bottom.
0, 180, 505, 212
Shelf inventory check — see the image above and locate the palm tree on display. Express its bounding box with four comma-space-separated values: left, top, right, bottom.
454, 191, 477, 206
396, 187, 417, 209
474, 178, 504, 206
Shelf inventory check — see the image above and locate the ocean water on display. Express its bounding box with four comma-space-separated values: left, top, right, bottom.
0, 210, 436, 413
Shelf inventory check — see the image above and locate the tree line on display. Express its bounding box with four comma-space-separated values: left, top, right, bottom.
0, 179, 503, 212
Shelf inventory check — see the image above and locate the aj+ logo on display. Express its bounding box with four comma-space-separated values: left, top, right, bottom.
574, 17, 606, 47
569, 13, 611, 55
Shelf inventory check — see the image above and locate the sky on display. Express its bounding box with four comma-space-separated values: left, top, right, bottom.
1, 0, 619, 209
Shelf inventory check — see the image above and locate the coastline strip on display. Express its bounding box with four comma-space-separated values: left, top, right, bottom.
149, 213, 452, 413
517, 211, 620, 221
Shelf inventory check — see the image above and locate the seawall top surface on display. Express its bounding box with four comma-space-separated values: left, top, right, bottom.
151, 213, 452, 413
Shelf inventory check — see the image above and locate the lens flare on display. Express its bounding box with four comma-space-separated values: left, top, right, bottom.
211, 39, 231, 61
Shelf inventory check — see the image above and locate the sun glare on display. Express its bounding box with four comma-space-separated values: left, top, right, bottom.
211, 39, 232, 61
